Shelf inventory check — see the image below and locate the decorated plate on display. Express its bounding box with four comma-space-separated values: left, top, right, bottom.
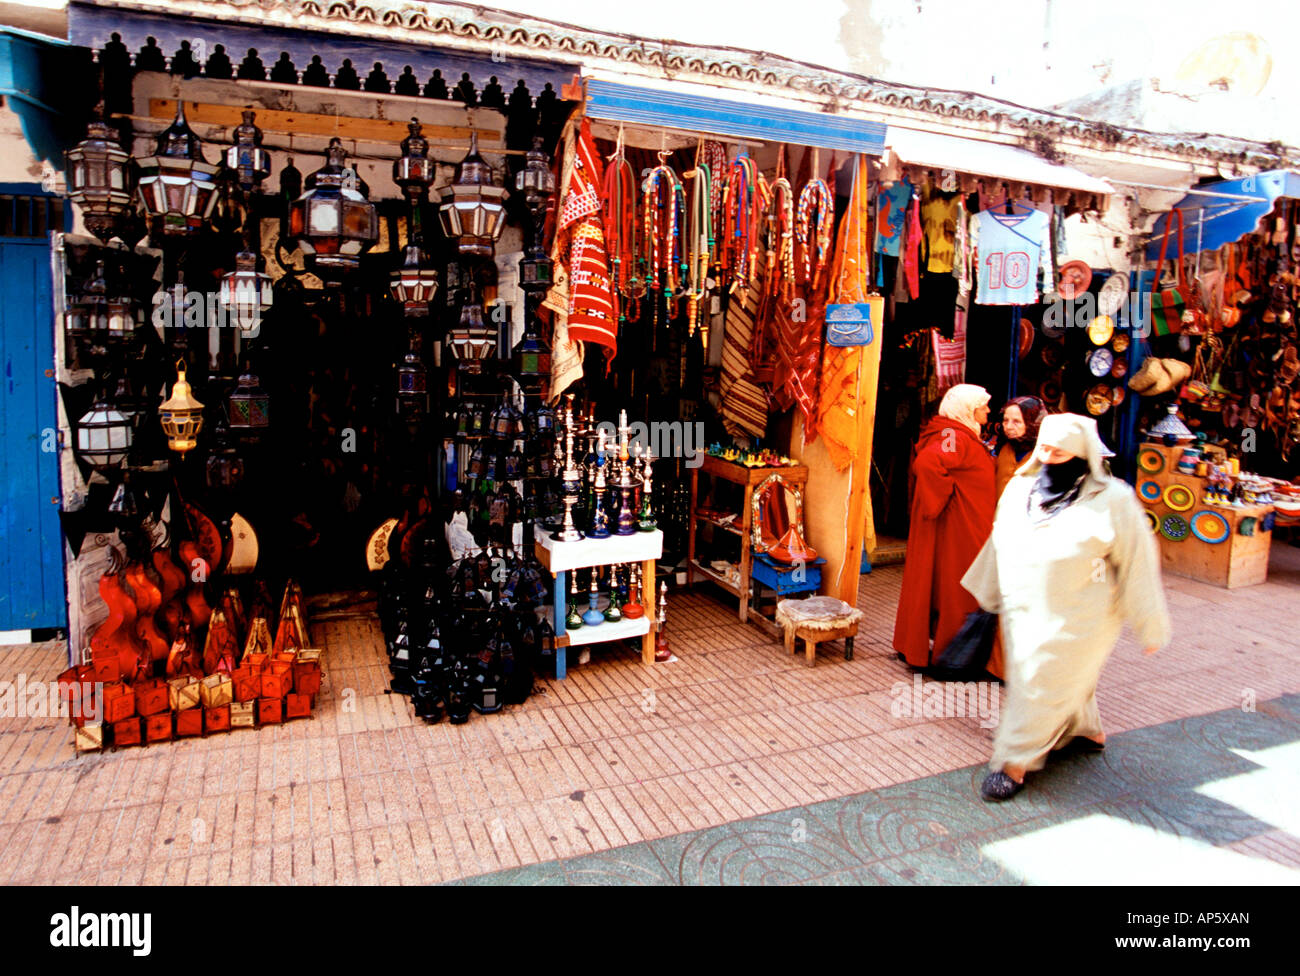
1111, 357, 1128, 379
1262, 512, 1275, 532
1162, 483, 1195, 512
1088, 314, 1115, 346
1057, 259, 1093, 299
1189, 510, 1230, 544
1098, 273, 1128, 317
1111, 332, 1130, 354
1144, 510, 1159, 534
1138, 480, 1163, 502
1088, 348, 1114, 377
1111, 385, 1126, 406
1086, 384, 1112, 415
1239, 516, 1257, 536
1160, 513, 1190, 541
1137, 447, 1165, 475
1040, 342, 1063, 368
1039, 378, 1062, 405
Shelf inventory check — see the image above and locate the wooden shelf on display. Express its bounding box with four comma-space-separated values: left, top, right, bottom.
689, 559, 744, 597
539, 607, 651, 647
692, 515, 742, 535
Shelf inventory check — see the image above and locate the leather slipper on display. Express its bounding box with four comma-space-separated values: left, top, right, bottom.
980, 771, 1023, 801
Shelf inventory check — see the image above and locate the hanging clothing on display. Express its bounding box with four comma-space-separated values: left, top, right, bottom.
962, 414, 1172, 775
556, 118, 617, 358
972, 208, 1054, 306
892, 411, 996, 668
932, 313, 967, 395
543, 120, 584, 402
874, 178, 913, 258
922, 187, 961, 273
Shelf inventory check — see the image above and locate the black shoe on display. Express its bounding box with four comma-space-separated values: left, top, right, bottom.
980, 771, 1023, 801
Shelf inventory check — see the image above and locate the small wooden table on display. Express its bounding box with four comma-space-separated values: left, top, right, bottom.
688, 455, 808, 623
775, 597, 863, 667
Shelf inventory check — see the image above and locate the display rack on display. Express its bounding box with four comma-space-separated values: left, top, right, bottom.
687, 455, 809, 623
533, 527, 663, 679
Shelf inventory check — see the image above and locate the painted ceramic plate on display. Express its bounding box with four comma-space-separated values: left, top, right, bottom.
1088, 348, 1114, 377
1137, 447, 1165, 474
1144, 510, 1159, 534
1057, 259, 1093, 299
1111, 333, 1130, 354
1163, 483, 1195, 512
1138, 480, 1163, 502
1098, 273, 1128, 317
1239, 516, 1257, 536
1111, 385, 1126, 406
1111, 357, 1128, 379
1040, 342, 1063, 368
1039, 378, 1062, 405
1160, 513, 1190, 541
1089, 314, 1116, 345
1086, 384, 1112, 415
1189, 510, 1230, 544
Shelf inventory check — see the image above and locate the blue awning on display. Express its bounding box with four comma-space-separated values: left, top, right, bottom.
583, 78, 885, 156
0, 27, 72, 164
1144, 169, 1300, 260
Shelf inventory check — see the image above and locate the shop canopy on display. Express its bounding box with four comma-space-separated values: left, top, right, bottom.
884, 125, 1114, 198
581, 75, 886, 156
1144, 169, 1300, 260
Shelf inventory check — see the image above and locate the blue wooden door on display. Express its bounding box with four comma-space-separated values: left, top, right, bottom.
0, 219, 65, 630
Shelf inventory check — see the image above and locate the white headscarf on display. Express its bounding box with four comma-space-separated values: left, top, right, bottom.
938, 384, 991, 436
1024, 412, 1115, 482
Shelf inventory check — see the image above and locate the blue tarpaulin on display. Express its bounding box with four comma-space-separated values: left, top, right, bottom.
1144, 169, 1300, 260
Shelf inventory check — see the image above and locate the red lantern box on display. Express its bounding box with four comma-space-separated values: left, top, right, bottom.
102, 682, 135, 724
134, 678, 169, 717
144, 712, 173, 744
89, 652, 121, 685
260, 661, 293, 699
245, 652, 269, 674
175, 708, 203, 738
204, 704, 231, 734
112, 717, 142, 748
230, 701, 256, 728
285, 692, 312, 720
59, 665, 98, 727
257, 696, 283, 725
293, 650, 322, 697
231, 666, 259, 703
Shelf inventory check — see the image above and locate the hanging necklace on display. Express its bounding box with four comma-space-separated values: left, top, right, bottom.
723, 152, 757, 292
797, 176, 834, 290
643, 153, 683, 326
685, 149, 714, 341
601, 128, 640, 327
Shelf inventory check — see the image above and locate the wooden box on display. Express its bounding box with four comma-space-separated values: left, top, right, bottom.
245, 652, 269, 674
230, 701, 256, 728
231, 666, 259, 703
175, 708, 203, 738
102, 682, 135, 724
204, 704, 231, 734
144, 712, 173, 744
75, 722, 104, 753
168, 675, 202, 711
285, 692, 312, 720
260, 661, 293, 699
199, 672, 233, 708
59, 665, 97, 727
89, 652, 121, 685
112, 717, 142, 748
293, 650, 323, 696
134, 678, 169, 718
257, 697, 283, 725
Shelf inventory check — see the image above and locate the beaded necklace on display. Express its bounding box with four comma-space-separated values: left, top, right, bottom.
723, 153, 756, 292
768, 177, 796, 301
797, 177, 834, 290
601, 136, 640, 326
642, 156, 684, 325
685, 158, 713, 339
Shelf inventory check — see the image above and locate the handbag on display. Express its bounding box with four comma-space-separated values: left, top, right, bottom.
825, 302, 875, 346
1151, 210, 1188, 337
930, 609, 998, 681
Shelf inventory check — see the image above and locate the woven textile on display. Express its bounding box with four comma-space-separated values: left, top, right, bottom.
557, 118, 616, 359
720, 248, 769, 439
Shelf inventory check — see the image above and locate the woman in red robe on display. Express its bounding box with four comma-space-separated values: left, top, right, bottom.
892, 384, 996, 670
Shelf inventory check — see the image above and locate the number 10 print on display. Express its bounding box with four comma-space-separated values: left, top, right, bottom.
985, 251, 1031, 289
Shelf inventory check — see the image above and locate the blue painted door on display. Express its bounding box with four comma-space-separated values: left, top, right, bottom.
0, 234, 64, 629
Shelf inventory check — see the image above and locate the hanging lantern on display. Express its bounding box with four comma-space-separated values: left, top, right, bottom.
218, 251, 273, 337
447, 285, 497, 371
393, 118, 435, 206
106, 283, 135, 343
65, 116, 133, 243
438, 131, 508, 257
227, 370, 270, 430
513, 325, 551, 379
64, 260, 109, 339
396, 333, 428, 420
205, 422, 245, 491
224, 110, 272, 193
287, 137, 378, 276
159, 360, 205, 454
75, 397, 133, 472
389, 243, 438, 316
135, 101, 221, 238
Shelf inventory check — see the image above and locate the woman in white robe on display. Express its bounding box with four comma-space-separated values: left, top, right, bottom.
961, 413, 1172, 800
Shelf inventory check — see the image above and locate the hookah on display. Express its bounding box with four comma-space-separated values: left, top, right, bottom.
588, 427, 611, 538
565, 573, 584, 630
654, 580, 671, 662
615, 410, 638, 535
622, 561, 645, 619
603, 565, 623, 622
582, 570, 605, 626
554, 393, 585, 542
637, 449, 658, 531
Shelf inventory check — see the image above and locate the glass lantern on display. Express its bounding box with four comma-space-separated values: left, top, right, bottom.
227, 370, 270, 430
205, 423, 245, 491
75, 398, 133, 471
393, 119, 435, 206
135, 101, 221, 238
159, 361, 205, 454
447, 285, 498, 371
438, 131, 508, 257
390, 243, 438, 316
65, 117, 133, 243
225, 110, 272, 193
396, 334, 429, 421
218, 252, 273, 337
64, 260, 109, 339
287, 137, 378, 276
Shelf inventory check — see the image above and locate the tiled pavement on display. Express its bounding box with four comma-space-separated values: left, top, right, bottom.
1, 545, 1299, 885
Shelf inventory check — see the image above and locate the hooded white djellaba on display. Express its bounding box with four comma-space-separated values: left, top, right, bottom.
962, 413, 1172, 774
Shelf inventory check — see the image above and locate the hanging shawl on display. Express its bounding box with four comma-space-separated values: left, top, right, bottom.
543, 120, 585, 402
720, 247, 770, 439
556, 117, 616, 362
814, 154, 873, 470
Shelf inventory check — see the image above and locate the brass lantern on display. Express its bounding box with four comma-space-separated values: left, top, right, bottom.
396, 332, 428, 422
390, 242, 438, 316
438, 131, 508, 257
65, 117, 133, 243
135, 101, 221, 238
447, 284, 497, 371
75, 398, 133, 472
225, 110, 272, 193
393, 119, 435, 206
159, 361, 205, 454
218, 252, 273, 337
287, 137, 378, 276
227, 370, 270, 430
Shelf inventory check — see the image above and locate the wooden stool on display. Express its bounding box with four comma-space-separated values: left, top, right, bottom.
775, 597, 863, 667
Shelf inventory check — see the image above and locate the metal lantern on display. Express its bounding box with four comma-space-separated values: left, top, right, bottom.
75, 398, 133, 471
390, 243, 438, 316
64, 260, 109, 338
106, 284, 135, 343
225, 110, 272, 193
287, 137, 378, 275
396, 333, 428, 421
393, 119, 435, 206
513, 327, 550, 378
205, 422, 245, 491
516, 135, 556, 222
65, 117, 133, 243
135, 101, 221, 238
227, 370, 270, 430
438, 131, 508, 257
218, 251, 273, 337
447, 285, 497, 370
159, 361, 205, 454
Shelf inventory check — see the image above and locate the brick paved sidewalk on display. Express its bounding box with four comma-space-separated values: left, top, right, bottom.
1, 545, 1298, 885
